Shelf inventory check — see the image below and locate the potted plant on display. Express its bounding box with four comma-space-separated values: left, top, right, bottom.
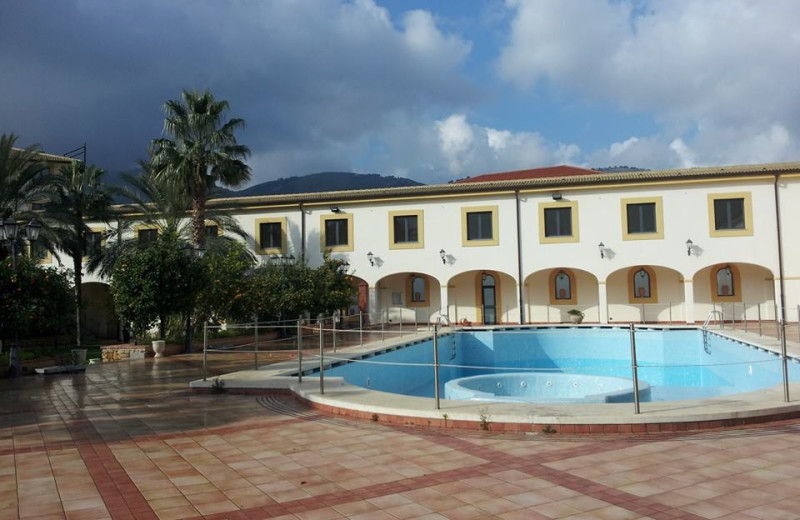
567, 309, 584, 324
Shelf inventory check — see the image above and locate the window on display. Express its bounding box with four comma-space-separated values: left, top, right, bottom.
255, 217, 286, 254
410, 276, 426, 303
137, 228, 158, 245
628, 266, 658, 303
320, 213, 354, 252
461, 206, 499, 246
544, 207, 572, 237
389, 210, 424, 249
621, 197, 663, 240
538, 201, 578, 243
549, 269, 577, 305
84, 231, 102, 257
710, 264, 741, 302
708, 192, 753, 237
205, 225, 219, 239
30, 241, 51, 264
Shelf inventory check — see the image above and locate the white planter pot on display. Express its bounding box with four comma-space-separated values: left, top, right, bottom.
152, 340, 166, 357
71, 348, 87, 364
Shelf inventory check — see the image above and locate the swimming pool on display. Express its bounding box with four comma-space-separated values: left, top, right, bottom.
319, 327, 799, 403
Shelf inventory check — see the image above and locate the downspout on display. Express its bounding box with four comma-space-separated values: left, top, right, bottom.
773, 173, 790, 402
299, 203, 306, 263
515, 190, 525, 324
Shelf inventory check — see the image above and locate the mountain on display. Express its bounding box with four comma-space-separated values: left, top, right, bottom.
592, 165, 650, 173
215, 172, 423, 198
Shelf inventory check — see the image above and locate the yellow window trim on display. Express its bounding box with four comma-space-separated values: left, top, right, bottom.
549, 268, 577, 305
134, 224, 158, 242
82, 225, 107, 262
29, 243, 52, 264
388, 210, 424, 250
620, 196, 663, 241
320, 213, 354, 252
254, 217, 287, 255
204, 220, 222, 237
538, 200, 579, 244
461, 205, 499, 247
707, 192, 753, 237
405, 274, 430, 308
628, 266, 659, 304
710, 264, 742, 303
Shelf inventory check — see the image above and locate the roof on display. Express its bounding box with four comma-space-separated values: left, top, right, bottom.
12, 147, 75, 163
110, 161, 800, 215
454, 165, 598, 183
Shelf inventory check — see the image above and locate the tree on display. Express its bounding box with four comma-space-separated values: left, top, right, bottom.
46, 161, 115, 347
0, 134, 49, 262
110, 232, 203, 341
194, 241, 255, 325
0, 256, 75, 375
150, 89, 251, 249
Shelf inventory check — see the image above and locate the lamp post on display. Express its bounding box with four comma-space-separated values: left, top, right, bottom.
0, 218, 43, 376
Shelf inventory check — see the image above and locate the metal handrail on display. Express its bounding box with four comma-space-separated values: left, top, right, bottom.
702, 310, 723, 354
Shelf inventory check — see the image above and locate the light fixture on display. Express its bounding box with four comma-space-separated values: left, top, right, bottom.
552, 192, 562, 201
367, 251, 374, 266
3, 218, 18, 240
330, 206, 341, 213
598, 242, 605, 259
439, 249, 446, 264
685, 238, 693, 256
26, 220, 42, 242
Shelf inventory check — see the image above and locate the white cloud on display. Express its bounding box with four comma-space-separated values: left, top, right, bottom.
498, 0, 800, 167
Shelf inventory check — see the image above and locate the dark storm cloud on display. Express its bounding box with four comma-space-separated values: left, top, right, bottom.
0, 0, 477, 182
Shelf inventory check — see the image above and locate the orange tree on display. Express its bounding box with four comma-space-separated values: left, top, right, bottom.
0, 256, 75, 375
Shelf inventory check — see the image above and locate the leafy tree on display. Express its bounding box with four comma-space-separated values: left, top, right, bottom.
150, 89, 251, 249
110, 232, 204, 341
0, 256, 75, 375
0, 134, 49, 262
45, 161, 115, 347
195, 241, 255, 325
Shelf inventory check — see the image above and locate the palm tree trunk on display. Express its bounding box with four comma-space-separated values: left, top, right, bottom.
192, 168, 207, 249
74, 254, 82, 348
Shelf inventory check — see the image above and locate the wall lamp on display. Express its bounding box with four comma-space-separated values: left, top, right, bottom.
685, 238, 693, 256
439, 249, 446, 264
330, 206, 341, 213
552, 192, 562, 201
598, 242, 605, 259
367, 251, 374, 266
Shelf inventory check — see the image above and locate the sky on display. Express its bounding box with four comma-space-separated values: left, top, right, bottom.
1, 0, 799, 186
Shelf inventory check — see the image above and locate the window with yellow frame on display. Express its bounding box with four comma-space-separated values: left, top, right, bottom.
388, 210, 424, 249
628, 266, 658, 303
621, 196, 663, 240
710, 264, 742, 302
461, 205, 498, 246
320, 213, 354, 252
549, 268, 577, 305
255, 217, 286, 255
539, 201, 579, 244
707, 192, 753, 237
405, 274, 429, 307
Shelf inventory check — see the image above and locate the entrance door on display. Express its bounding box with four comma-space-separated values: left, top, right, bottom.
481, 274, 497, 325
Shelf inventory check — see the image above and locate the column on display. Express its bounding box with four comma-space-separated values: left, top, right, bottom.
684, 280, 695, 324
368, 285, 380, 325
439, 284, 450, 323
598, 280, 609, 324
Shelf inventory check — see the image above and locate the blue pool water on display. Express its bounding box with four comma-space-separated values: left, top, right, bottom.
319, 327, 799, 403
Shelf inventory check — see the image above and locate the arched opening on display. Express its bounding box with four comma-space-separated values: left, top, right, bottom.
693, 263, 774, 323
374, 272, 441, 325
81, 282, 120, 341
607, 265, 684, 323
446, 270, 518, 325
525, 268, 598, 323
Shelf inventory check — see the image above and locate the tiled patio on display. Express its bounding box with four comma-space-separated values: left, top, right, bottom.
1, 353, 800, 520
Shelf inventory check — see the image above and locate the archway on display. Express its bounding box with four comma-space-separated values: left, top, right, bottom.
81, 282, 120, 341
374, 271, 442, 325
447, 270, 518, 325
692, 263, 775, 324
524, 268, 600, 323
606, 265, 685, 323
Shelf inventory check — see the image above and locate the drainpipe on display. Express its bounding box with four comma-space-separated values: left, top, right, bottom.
515, 190, 525, 323
773, 173, 790, 402
299, 203, 306, 263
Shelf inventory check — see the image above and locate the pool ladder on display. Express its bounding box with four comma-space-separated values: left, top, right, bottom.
702, 310, 724, 354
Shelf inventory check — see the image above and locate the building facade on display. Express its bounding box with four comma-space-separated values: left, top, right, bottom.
62, 161, 800, 334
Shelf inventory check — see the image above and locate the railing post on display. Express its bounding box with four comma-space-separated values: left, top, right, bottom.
297, 317, 303, 383
433, 323, 440, 410
254, 319, 259, 371
669, 301, 672, 325
743, 302, 748, 333
797, 305, 800, 344
381, 314, 385, 342
359, 312, 364, 346
399, 307, 403, 338
319, 320, 325, 395
332, 314, 337, 353
629, 323, 641, 414
640, 302, 645, 324
780, 318, 790, 402
203, 323, 208, 381
758, 304, 763, 336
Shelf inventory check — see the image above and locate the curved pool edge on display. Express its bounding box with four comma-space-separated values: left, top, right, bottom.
191, 373, 800, 433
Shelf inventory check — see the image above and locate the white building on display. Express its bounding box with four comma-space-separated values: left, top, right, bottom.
69, 161, 800, 337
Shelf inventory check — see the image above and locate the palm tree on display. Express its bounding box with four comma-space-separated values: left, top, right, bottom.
150, 89, 251, 249
46, 161, 115, 347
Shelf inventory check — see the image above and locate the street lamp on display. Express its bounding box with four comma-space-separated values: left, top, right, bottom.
1, 217, 43, 376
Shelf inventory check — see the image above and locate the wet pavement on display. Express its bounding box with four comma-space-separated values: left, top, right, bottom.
2, 353, 800, 520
